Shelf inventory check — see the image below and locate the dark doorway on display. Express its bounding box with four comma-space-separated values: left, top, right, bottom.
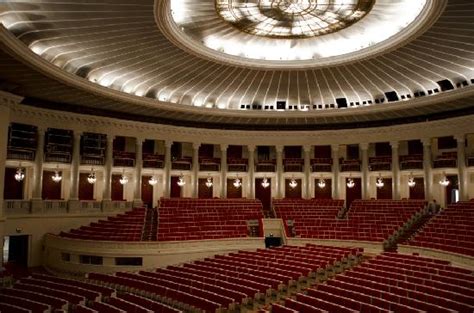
255, 178, 271, 211
142, 175, 154, 208
79, 173, 94, 200
376, 178, 393, 199
347, 144, 360, 160
346, 177, 362, 208
199, 144, 214, 158
408, 140, 423, 155
111, 174, 124, 201
284, 146, 302, 158
8, 235, 29, 267
375, 142, 391, 156
42, 170, 62, 200
409, 177, 425, 199
4, 167, 24, 199
285, 179, 302, 199
445, 175, 458, 205
198, 178, 213, 199
228, 145, 243, 159
265, 236, 282, 248
170, 176, 182, 198
314, 178, 332, 199
227, 178, 242, 198
314, 145, 331, 158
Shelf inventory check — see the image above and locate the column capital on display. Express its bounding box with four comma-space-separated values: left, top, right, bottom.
359, 143, 369, 150
390, 141, 399, 149
247, 144, 256, 152
106, 135, 115, 144
275, 145, 284, 153
164, 140, 173, 148
192, 142, 201, 150
135, 137, 145, 144
220, 143, 228, 152
331, 144, 340, 152
421, 138, 431, 147
454, 134, 465, 143
303, 145, 312, 153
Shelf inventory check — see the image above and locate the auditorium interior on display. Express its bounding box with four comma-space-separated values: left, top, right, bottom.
0, 0, 473, 312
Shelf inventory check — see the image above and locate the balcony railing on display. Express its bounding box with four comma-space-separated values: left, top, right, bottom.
143, 154, 164, 169
283, 158, 304, 172
199, 157, 220, 171
256, 160, 276, 172
172, 157, 192, 170
80, 201, 102, 212
4, 200, 31, 215
227, 158, 248, 172
340, 160, 361, 172
311, 158, 332, 172
369, 156, 392, 171
113, 151, 136, 167
7, 148, 35, 161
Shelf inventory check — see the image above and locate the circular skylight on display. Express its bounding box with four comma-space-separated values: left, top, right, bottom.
216, 0, 374, 38
166, 0, 429, 67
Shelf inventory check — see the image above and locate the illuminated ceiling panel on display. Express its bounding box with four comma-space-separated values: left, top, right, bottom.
216, 0, 373, 38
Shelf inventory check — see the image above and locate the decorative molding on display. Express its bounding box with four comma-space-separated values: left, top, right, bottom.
7, 104, 474, 147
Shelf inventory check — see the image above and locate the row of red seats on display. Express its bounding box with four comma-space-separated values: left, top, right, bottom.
280, 199, 424, 242
59, 207, 151, 241
274, 252, 473, 313
158, 198, 264, 241
408, 201, 474, 256
89, 244, 358, 312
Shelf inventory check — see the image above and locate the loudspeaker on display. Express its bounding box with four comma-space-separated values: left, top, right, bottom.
336, 98, 348, 108
276, 101, 286, 110
385, 91, 399, 102
436, 79, 454, 91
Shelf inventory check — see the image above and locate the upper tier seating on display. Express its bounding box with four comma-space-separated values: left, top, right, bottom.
407, 200, 474, 256
157, 198, 264, 241
276, 199, 426, 242
88, 244, 361, 313
275, 252, 474, 313
59, 207, 151, 241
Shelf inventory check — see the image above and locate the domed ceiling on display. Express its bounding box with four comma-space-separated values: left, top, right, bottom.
0, 0, 473, 130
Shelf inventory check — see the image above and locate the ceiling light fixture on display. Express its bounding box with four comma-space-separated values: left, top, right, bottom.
375, 175, 384, 189
177, 174, 186, 187
408, 174, 416, 188
205, 176, 213, 188
148, 175, 158, 186
289, 178, 298, 189
119, 172, 129, 185
347, 178, 355, 189
52, 168, 62, 183
318, 178, 326, 189
87, 168, 97, 184
233, 177, 242, 188
261, 177, 270, 188
14, 166, 25, 182
439, 173, 450, 187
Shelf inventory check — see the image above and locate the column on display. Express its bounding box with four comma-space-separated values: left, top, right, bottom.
456, 135, 468, 201
192, 142, 200, 198
220, 144, 228, 198
0, 105, 10, 218
276, 145, 284, 198
331, 144, 340, 199
303, 145, 311, 199
360, 143, 369, 199
163, 140, 172, 198
102, 135, 114, 209
422, 138, 433, 201
31, 127, 45, 212
391, 141, 400, 200
133, 138, 143, 207
248, 145, 256, 199
68, 131, 82, 212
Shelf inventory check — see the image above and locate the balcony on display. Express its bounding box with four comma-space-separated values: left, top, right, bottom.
284, 158, 304, 172
468, 156, 474, 167
113, 151, 136, 167
399, 154, 423, 170
7, 147, 35, 161
369, 156, 391, 171
256, 159, 276, 172
199, 157, 221, 171
311, 158, 332, 172
143, 153, 164, 169
433, 152, 457, 168
81, 154, 105, 166
340, 159, 361, 172
227, 158, 248, 172
172, 157, 192, 171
